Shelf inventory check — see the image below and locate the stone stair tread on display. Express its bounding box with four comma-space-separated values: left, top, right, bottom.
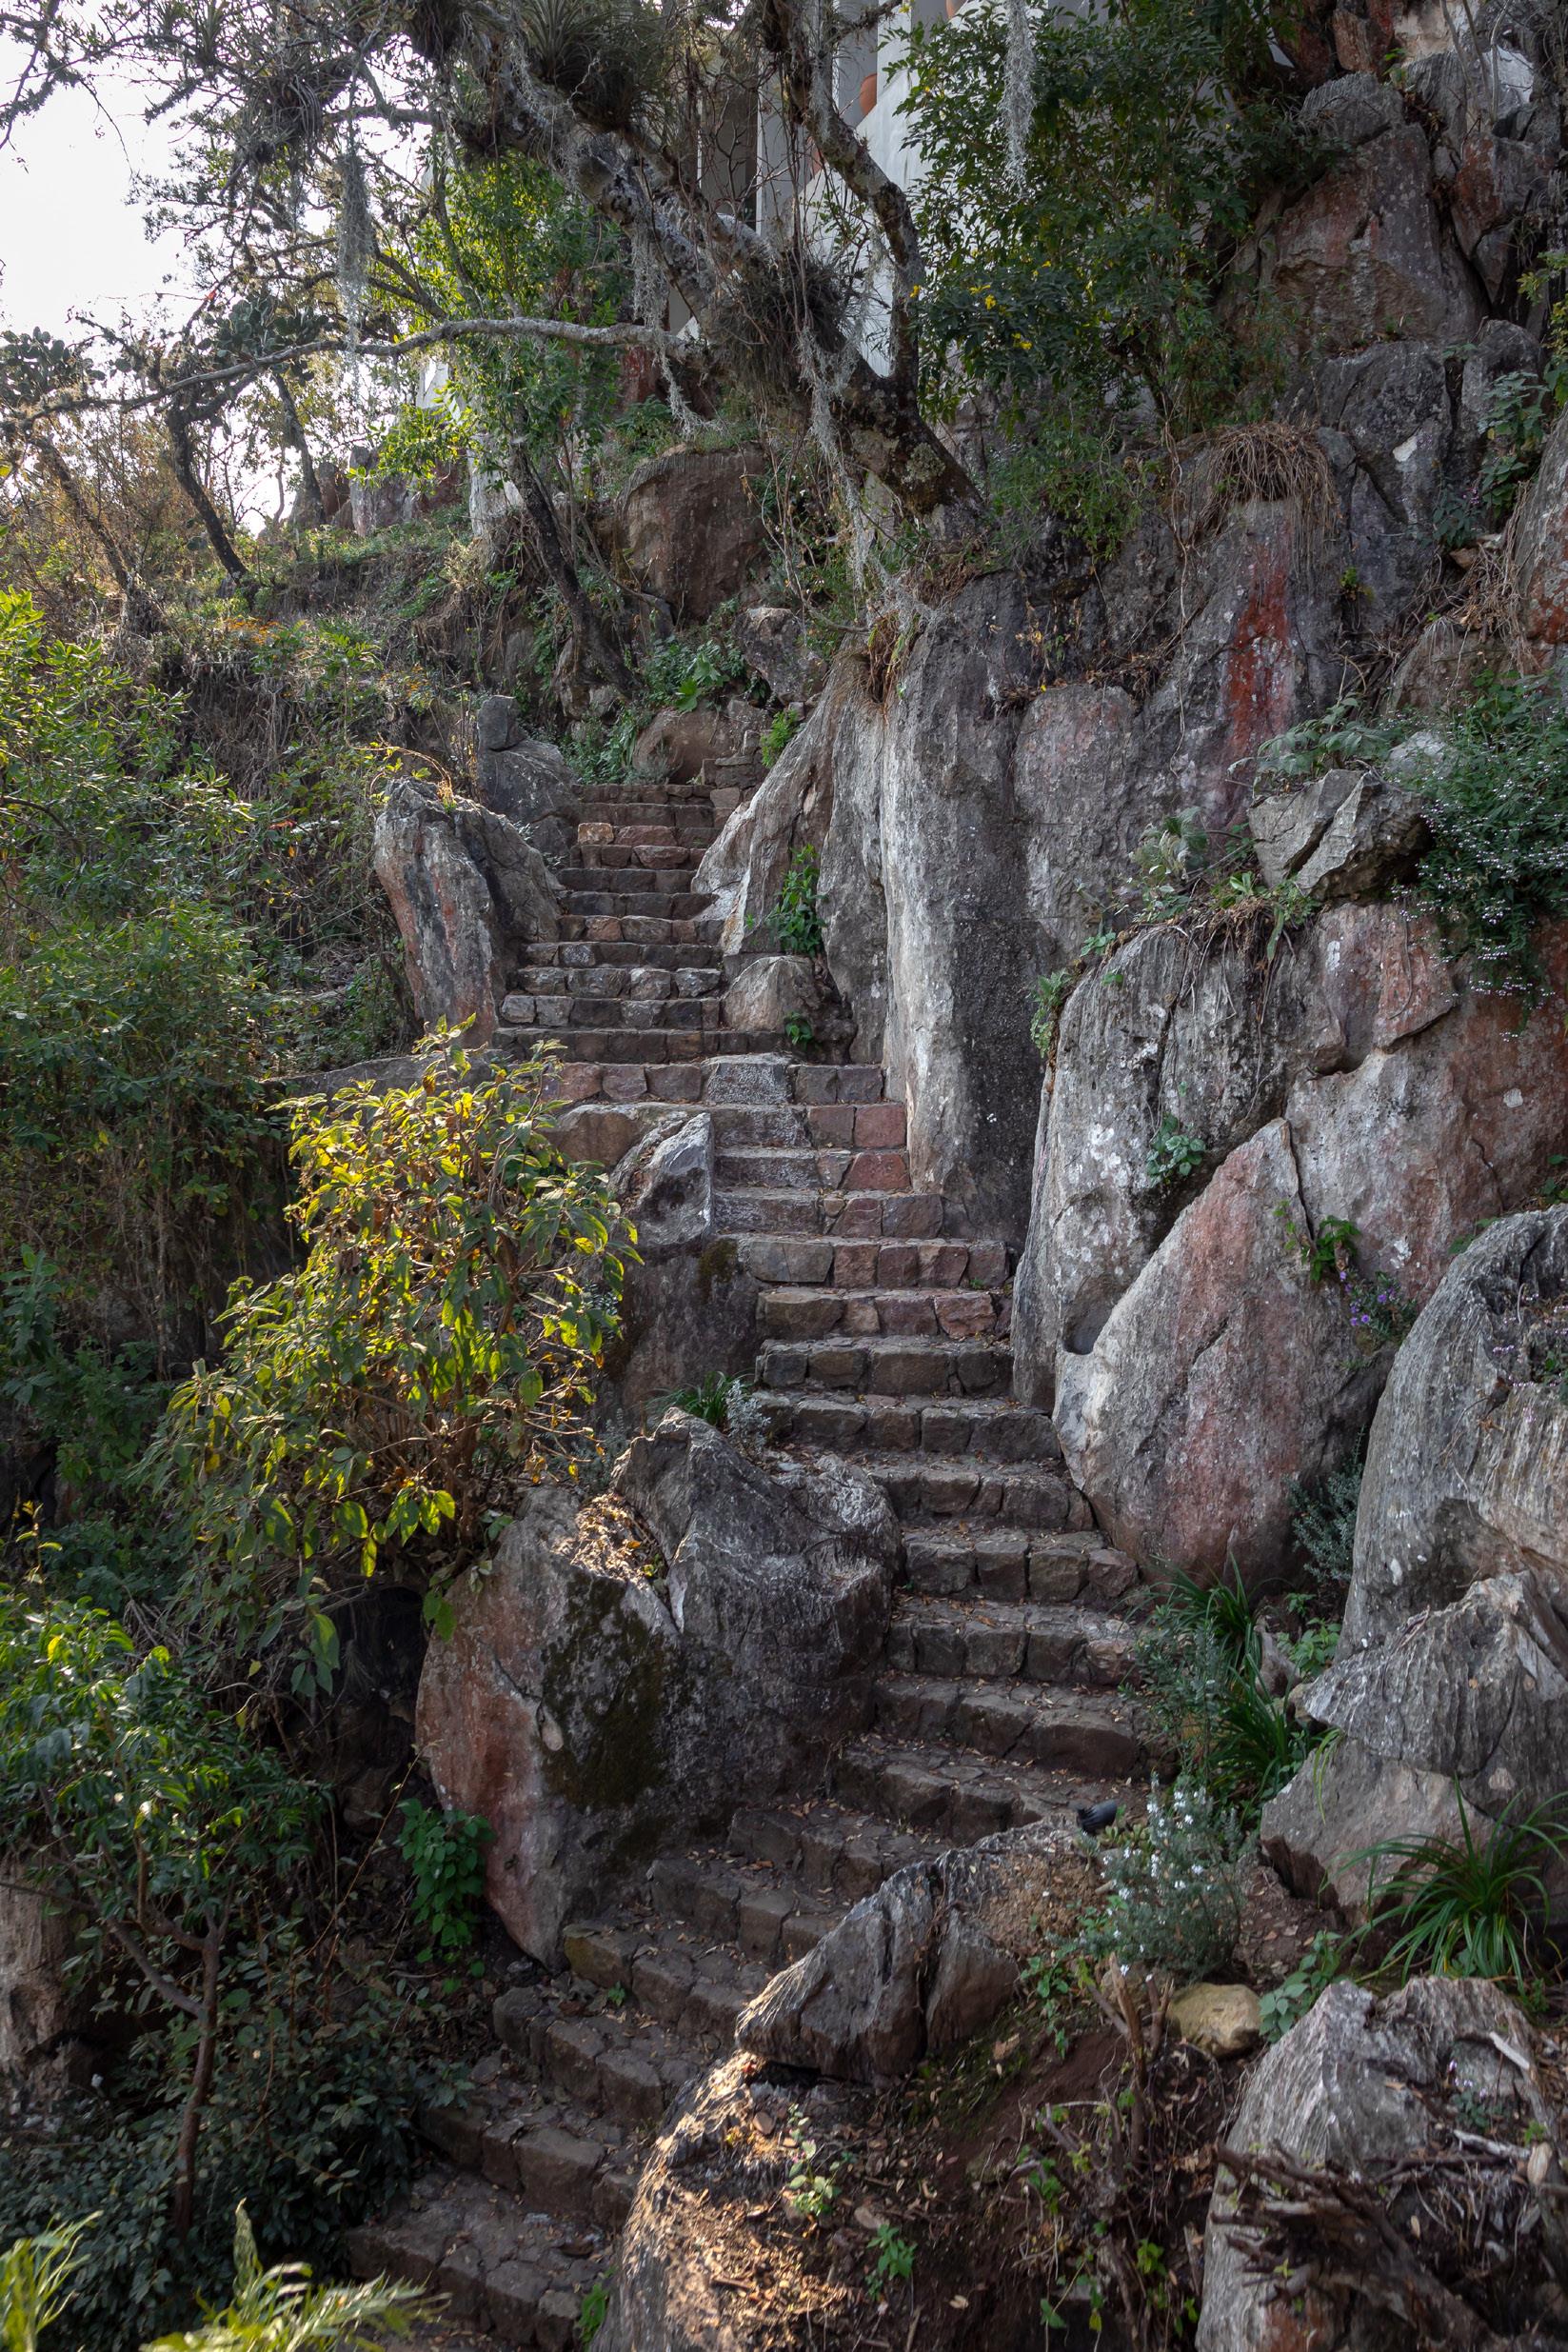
724, 1797, 949, 1896
871, 1669, 1143, 1777
884, 1592, 1138, 1687
344, 2163, 606, 2346
832, 1733, 1125, 1842
490, 1980, 707, 2125
415, 2068, 640, 2232
826, 1447, 1085, 1526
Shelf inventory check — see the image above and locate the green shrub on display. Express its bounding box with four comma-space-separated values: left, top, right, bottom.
1348, 1789, 1568, 1987
901, 0, 1302, 549
0, 1251, 175, 1606
1130, 1565, 1315, 1821
1288, 1457, 1362, 1590
0, 2215, 95, 2352
1257, 1929, 1356, 2043
141, 2204, 429, 2351
1405, 674, 1568, 1003
0, 1961, 451, 2352
760, 708, 802, 768
1028, 967, 1074, 1057
397, 1799, 493, 1965
1081, 1778, 1252, 1979
149, 1039, 627, 1678
770, 848, 824, 956
1144, 1116, 1205, 1192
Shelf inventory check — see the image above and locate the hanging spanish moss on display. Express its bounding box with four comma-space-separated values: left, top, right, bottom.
336, 132, 372, 402
1003, 0, 1035, 189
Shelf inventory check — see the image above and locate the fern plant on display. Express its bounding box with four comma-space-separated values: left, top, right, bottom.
143, 2204, 429, 2351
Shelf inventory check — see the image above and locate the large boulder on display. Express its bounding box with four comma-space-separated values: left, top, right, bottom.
1260, 1209, 1568, 1905
372, 777, 561, 1041
1267, 83, 1481, 352
1262, 1567, 1568, 1909
736, 1824, 1089, 2083
1514, 403, 1568, 658
1021, 914, 1568, 1574
1054, 1121, 1387, 1579
619, 446, 768, 622
1199, 1975, 1567, 2352
1347, 1206, 1568, 1643
474, 695, 580, 867
415, 1415, 899, 1963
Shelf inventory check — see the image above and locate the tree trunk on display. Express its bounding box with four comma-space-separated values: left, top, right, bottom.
169, 1923, 223, 2239
511, 449, 637, 701
167, 407, 250, 585
271, 369, 326, 528
32, 437, 164, 630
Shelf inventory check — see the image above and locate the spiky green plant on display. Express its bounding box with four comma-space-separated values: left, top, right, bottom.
141, 2204, 429, 2351
0, 2216, 96, 2352
1347, 1789, 1568, 1987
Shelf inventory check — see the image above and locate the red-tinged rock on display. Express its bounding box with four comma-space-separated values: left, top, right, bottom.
618, 444, 769, 623
1272, 121, 1479, 354
1054, 1121, 1385, 1581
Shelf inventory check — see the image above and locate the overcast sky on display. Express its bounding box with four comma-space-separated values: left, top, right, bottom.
0, 70, 196, 340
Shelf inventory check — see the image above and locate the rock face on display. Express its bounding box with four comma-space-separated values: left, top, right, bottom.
1513, 402, 1568, 658
1262, 1567, 1568, 1908
1054, 1121, 1387, 1579
723, 954, 820, 1037
611, 1113, 715, 1259
0, 1884, 81, 2084
1248, 767, 1428, 900
1347, 1206, 1568, 1642
474, 695, 580, 867
372, 776, 560, 1040
736, 605, 824, 704
1269, 90, 1481, 352
619, 446, 768, 622
1262, 1210, 1568, 1906
416, 1415, 898, 1963
1199, 1976, 1565, 2351
1017, 912, 1568, 1575
737, 1823, 1088, 2083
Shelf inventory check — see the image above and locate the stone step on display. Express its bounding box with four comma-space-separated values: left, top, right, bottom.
757, 1285, 1006, 1343
577, 806, 715, 840
581, 777, 723, 807
514, 966, 722, 1001
575, 843, 705, 871
645, 1851, 848, 1963
559, 889, 707, 920
501, 1027, 788, 1065
759, 1389, 1055, 1463
345, 2166, 605, 2347
736, 1232, 1009, 1287
715, 1186, 949, 1240
833, 1448, 1089, 1529
725, 1799, 948, 1900
560, 861, 703, 892
417, 2065, 641, 2231
561, 1915, 775, 2040
551, 1055, 873, 1110
525, 993, 726, 1031
883, 1595, 1139, 1687
556, 914, 701, 947
518, 940, 724, 973
871, 1670, 1144, 1778
491, 1982, 703, 2127
901, 1525, 1144, 1607
831, 1735, 1124, 1844
716, 1145, 910, 1193
755, 1335, 1012, 1399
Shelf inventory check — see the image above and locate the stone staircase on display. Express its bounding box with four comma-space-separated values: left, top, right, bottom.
347, 763, 1151, 2345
